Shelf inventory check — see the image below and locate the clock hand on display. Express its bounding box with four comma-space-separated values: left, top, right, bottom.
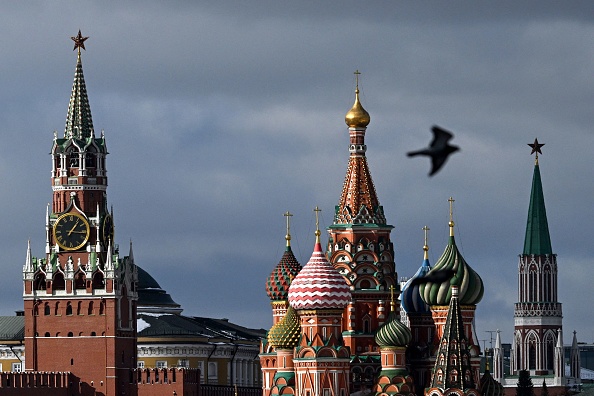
69, 231, 88, 234
67, 220, 80, 236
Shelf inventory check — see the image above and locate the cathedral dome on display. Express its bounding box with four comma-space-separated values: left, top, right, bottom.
419, 233, 484, 306
288, 242, 351, 310
267, 306, 301, 349
345, 88, 370, 128
401, 258, 432, 314
266, 246, 302, 301
479, 367, 504, 396
137, 266, 183, 314
375, 310, 412, 348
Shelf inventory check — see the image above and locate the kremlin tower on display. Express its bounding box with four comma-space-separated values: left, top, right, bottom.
21, 31, 138, 396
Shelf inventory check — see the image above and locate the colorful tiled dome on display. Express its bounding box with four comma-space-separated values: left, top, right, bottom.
375, 309, 412, 348
267, 306, 301, 349
288, 242, 351, 310
266, 246, 302, 301
419, 232, 484, 306
401, 258, 432, 314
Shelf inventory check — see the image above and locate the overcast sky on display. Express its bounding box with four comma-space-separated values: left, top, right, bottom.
1, 2, 593, 347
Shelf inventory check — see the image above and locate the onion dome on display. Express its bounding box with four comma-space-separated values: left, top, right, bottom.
288, 216, 351, 310
419, 199, 484, 306
401, 227, 432, 314
267, 306, 301, 349
345, 73, 370, 128
480, 364, 504, 396
375, 309, 412, 348
266, 214, 302, 301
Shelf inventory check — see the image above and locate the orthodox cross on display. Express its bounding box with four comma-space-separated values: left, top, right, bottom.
423, 225, 430, 258
354, 69, 361, 90
284, 211, 293, 246
389, 285, 396, 312
448, 197, 455, 235
314, 206, 322, 242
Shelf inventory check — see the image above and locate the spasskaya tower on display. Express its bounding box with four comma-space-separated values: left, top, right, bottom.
22, 31, 138, 396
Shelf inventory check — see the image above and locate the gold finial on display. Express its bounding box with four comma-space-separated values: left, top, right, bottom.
71, 30, 89, 57
314, 206, 322, 243
448, 197, 455, 236
422, 225, 430, 260
528, 138, 544, 166
284, 211, 293, 247
345, 70, 370, 128
389, 285, 396, 312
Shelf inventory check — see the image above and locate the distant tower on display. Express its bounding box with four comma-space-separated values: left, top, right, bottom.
289, 208, 352, 396
326, 72, 396, 372
22, 31, 138, 396
512, 139, 563, 380
400, 226, 435, 394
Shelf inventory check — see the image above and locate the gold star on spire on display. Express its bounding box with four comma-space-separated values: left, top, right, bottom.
71, 30, 89, 55
528, 138, 545, 165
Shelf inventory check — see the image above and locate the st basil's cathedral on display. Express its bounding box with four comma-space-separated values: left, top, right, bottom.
260, 76, 581, 396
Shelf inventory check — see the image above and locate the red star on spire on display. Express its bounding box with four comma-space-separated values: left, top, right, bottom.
71, 30, 89, 53
528, 138, 544, 156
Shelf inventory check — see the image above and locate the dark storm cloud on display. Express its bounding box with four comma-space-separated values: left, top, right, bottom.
0, 1, 592, 344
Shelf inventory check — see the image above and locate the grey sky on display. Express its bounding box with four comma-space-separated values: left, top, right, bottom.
0, 2, 593, 346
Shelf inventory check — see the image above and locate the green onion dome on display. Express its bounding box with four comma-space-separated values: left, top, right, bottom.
375, 309, 412, 348
480, 368, 504, 396
267, 306, 301, 349
419, 234, 484, 306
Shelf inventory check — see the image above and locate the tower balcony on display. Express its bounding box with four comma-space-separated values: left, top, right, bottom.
514, 302, 562, 317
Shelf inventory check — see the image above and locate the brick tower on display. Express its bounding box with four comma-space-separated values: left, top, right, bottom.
22, 31, 138, 396
326, 73, 396, 385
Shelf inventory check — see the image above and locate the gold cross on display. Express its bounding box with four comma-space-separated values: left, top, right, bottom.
448, 197, 455, 223
422, 225, 430, 258
389, 285, 395, 312
314, 206, 322, 242
354, 70, 361, 90
284, 211, 293, 246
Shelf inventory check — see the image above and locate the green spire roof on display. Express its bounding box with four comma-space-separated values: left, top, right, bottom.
65, 51, 94, 139
523, 164, 552, 255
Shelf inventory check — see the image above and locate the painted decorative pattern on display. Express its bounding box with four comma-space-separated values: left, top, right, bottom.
375, 310, 412, 348
267, 306, 301, 349
288, 244, 351, 310
419, 236, 484, 306
266, 247, 302, 301
401, 258, 432, 314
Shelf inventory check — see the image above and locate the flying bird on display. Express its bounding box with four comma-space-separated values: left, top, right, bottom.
407, 125, 460, 176
407, 268, 456, 287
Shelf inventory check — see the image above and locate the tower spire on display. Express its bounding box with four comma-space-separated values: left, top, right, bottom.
524, 140, 552, 255
65, 30, 94, 139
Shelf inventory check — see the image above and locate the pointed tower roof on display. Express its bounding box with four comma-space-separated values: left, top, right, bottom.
332, 72, 388, 227
523, 139, 552, 255
430, 286, 477, 392
64, 30, 94, 140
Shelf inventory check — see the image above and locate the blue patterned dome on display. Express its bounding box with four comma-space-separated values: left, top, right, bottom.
401, 258, 431, 314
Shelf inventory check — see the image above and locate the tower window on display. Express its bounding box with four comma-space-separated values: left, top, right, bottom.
66, 303, 73, 316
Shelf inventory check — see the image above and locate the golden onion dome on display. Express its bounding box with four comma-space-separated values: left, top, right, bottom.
345, 88, 370, 128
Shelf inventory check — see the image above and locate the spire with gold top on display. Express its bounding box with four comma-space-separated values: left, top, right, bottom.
65, 30, 94, 140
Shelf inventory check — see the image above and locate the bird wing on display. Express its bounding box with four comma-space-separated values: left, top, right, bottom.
430, 125, 454, 148
429, 154, 449, 176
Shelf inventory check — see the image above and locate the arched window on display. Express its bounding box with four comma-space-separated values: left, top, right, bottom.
68, 332, 73, 337
99, 300, 105, 315
77, 301, 83, 315
44, 304, 50, 316
54, 302, 60, 316
34, 274, 46, 290
93, 273, 105, 290
53, 273, 65, 290
74, 272, 86, 289
88, 301, 94, 315
45, 332, 50, 337
66, 303, 72, 316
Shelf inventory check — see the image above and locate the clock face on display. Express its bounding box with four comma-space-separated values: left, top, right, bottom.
53, 212, 90, 251
102, 214, 114, 246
